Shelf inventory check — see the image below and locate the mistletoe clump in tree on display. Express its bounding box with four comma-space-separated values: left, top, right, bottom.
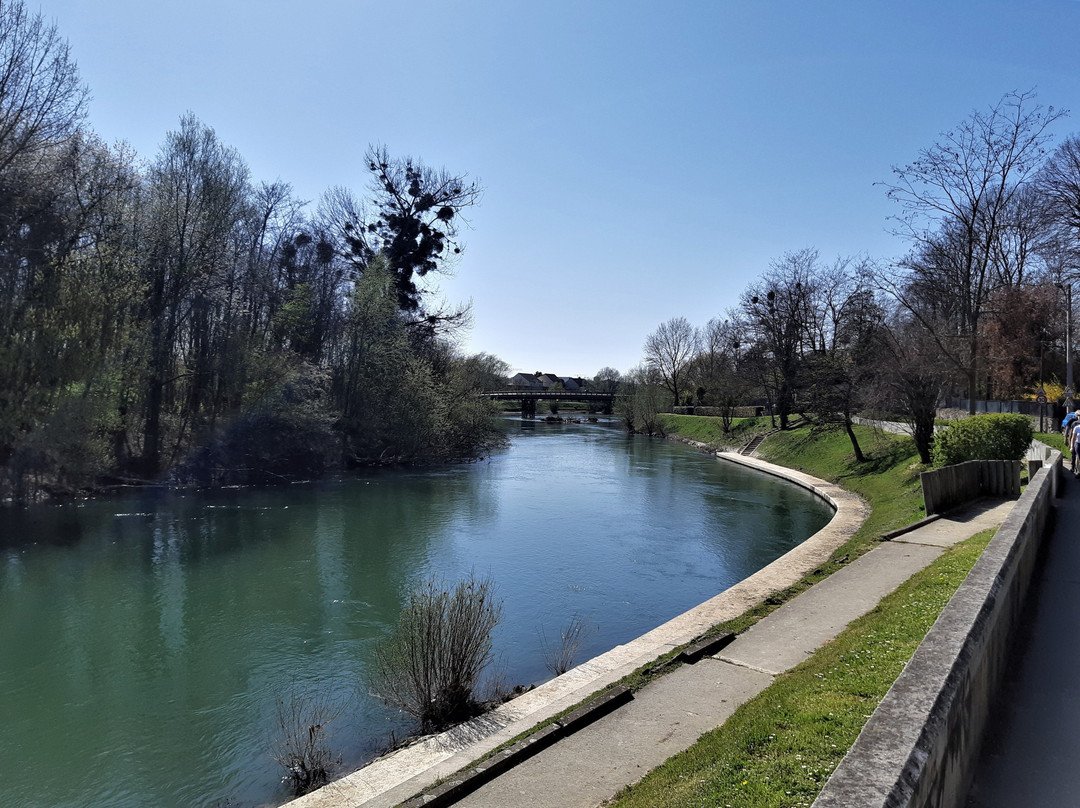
337, 144, 482, 316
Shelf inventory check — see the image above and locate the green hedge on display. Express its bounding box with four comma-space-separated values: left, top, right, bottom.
932, 414, 1034, 467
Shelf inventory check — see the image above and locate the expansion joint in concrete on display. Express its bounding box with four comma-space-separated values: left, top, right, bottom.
712, 655, 782, 677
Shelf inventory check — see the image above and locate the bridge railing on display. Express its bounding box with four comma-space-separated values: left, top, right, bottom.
482, 389, 616, 400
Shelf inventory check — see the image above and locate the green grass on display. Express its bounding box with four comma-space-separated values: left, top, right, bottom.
759, 425, 928, 551
1035, 430, 1067, 454
658, 414, 769, 450
610, 526, 996, 808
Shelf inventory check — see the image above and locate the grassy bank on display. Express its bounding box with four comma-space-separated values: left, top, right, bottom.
758, 424, 927, 553
1035, 430, 1067, 454
610, 527, 995, 808
605, 417, 988, 808
658, 413, 770, 450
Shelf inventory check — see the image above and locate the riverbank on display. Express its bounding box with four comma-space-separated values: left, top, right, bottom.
610, 420, 1053, 808
3, 421, 832, 808
377, 421, 949, 808
280, 418, 1044, 808
282, 424, 894, 807
657, 413, 770, 453
420, 425, 1019, 808
459, 497, 1010, 808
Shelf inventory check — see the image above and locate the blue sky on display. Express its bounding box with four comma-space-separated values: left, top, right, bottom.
36, 0, 1080, 378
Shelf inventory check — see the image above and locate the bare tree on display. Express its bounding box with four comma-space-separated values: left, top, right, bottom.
618, 363, 667, 435
741, 248, 820, 428
0, 1, 87, 176
865, 303, 954, 464
1037, 134, 1080, 260
367, 573, 502, 733
591, 366, 622, 394
140, 114, 251, 475
643, 316, 699, 408
689, 316, 747, 429
796, 258, 881, 461
879, 90, 1064, 413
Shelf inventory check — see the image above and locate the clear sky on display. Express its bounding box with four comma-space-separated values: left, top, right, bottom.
34, 0, 1080, 378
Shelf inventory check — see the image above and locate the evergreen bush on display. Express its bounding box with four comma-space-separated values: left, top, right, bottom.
932, 413, 1034, 467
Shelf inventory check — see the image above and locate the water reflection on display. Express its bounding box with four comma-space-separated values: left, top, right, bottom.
0, 423, 831, 808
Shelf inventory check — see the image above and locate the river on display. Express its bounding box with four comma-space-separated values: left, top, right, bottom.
0, 419, 832, 808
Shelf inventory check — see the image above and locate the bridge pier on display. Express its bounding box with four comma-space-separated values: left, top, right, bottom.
521, 398, 536, 417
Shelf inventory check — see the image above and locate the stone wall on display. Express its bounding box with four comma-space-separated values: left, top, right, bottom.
813, 453, 1062, 808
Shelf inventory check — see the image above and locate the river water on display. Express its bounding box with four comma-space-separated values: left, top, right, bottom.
0, 419, 832, 808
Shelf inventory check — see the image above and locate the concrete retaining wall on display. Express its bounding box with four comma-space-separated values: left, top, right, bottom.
920, 460, 1022, 515
813, 452, 1062, 808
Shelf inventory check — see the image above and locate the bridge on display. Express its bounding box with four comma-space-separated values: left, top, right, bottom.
482, 389, 616, 416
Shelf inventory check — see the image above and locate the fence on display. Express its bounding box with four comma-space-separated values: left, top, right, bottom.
920, 460, 1022, 516
948, 397, 1064, 419
670, 405, 766, 417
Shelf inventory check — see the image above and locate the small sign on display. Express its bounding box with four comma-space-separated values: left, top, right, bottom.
1036, 393, 1048, 404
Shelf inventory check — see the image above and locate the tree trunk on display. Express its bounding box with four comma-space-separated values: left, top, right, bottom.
844, 417, 866, 463
968, 333, 979, 415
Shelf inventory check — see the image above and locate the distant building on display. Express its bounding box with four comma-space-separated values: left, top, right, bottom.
507, 372, 544, 389
535, 372, 562, 389
506, 372, 585, 390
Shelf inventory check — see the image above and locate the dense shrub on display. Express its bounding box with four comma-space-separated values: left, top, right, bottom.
932, 413, 1034, 467
175, 363, 340, 486
367, 573, 502, 733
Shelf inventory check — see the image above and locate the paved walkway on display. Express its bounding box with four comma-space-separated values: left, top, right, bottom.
449, 499, 1014, 808
966, 476, 1080, 806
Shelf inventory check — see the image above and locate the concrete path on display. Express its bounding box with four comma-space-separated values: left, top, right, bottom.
965, 476, 1080, 806
449, 497, 1014, 808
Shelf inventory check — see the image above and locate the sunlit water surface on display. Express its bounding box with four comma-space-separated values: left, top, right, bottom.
0, 420, 831, 807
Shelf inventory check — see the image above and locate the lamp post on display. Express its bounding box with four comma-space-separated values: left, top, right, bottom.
1057, 281, 1074, 414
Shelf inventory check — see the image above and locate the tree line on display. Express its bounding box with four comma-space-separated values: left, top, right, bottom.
0, 3, 506, 503
621, 91, 1079, 465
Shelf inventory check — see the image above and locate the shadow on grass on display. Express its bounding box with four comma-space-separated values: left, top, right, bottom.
849, 439, 918, 477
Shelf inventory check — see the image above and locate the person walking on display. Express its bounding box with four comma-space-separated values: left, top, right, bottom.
1065, 411, 1080, 473
1072, 419, 1080, 476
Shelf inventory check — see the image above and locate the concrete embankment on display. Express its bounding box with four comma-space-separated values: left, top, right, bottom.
813, 451, 1063, 808
283, 453, 869, 808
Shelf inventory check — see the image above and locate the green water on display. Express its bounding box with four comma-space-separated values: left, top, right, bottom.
0, 421, 832, 807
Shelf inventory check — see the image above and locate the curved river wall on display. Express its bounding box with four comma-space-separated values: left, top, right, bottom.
0, 420, 832, 808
